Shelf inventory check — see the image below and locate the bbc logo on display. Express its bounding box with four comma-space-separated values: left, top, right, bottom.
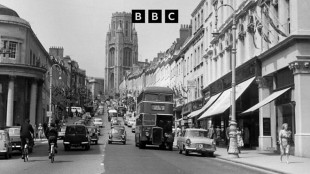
132, 10, 178, 23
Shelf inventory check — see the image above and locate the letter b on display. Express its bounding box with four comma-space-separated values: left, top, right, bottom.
132, 10, 145, 23
148, 10, 162, 23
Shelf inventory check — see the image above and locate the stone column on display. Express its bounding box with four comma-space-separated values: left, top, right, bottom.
289, 56, 310, 157
29, 79, 38, 126
6, 76, 15, 126
256, 76, 274, 151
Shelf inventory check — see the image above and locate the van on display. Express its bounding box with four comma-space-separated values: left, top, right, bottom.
0, 130, 12, 159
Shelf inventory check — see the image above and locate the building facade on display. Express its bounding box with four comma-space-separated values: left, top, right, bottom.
105, 12, 138, 98
0, 5, 50, 127
118, 0, 310, 158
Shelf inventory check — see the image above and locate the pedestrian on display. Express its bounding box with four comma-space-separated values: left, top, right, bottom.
226, 126, 230, 151
244, 126, 250, 148
215, 126, 221, 145
236, 127, 244, 153
207, 124, 215, 139
33, 124, 37, 140
38, 123, 43, 140
279, 123, 292, 164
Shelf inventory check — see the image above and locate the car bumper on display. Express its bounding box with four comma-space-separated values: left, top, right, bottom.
185, 145, 216, 153
63, 141, 90, 146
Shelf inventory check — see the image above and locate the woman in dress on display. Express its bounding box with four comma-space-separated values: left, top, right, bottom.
279, 123, 292, 164
236, 127, 244, 153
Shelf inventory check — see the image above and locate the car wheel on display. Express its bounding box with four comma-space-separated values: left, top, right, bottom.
123, 141, 126, 145
201, 152, 208, 157
64, 145, 70, 151
207, 152, 214, 157
86, 144, 90, 150
179, 149, 183, 154
185, 150, 189, 156
95, 141, 98, 145
108, 141, 111, 144
168, 144, 173, 151
5, 152, 9, 159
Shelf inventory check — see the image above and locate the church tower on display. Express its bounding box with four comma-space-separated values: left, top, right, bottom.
105, 12, 138, 98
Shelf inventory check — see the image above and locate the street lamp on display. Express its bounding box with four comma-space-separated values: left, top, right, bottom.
212, 2, 239, 158
48, 62, 62, 126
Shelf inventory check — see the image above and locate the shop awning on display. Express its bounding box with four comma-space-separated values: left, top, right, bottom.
241, 87, 291, 115
188, 93, 221, 118
198, 77, 255, 120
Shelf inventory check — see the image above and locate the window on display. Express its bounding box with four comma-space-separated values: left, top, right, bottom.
3, 41, 18, 59
198, 14, 200, 28
125, 21, 129, 37
201, 10, 204, 23
143, 114, 156, 126
201, 43, 204, 61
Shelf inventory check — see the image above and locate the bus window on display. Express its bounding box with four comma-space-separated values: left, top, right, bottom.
143, 114, 156, 126
144, 94, 158, 101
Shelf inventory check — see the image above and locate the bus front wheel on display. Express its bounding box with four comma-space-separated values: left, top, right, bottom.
139, 141, 145, 149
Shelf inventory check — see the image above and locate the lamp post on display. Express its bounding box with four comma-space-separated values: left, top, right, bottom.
212, 2, 239, 158
48, 63, 62, 126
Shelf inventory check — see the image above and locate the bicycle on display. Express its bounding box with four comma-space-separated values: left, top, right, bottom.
23, 138, 29, 162
50, 142, 55, 163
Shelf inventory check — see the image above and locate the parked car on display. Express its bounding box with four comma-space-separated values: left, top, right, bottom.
86, 126, 99, 145
93, 118, 103, 128
177, 128, 216, 157
0, 130, 12, 159
58, 126, 66, 140
6, 126, 34, 153
108, 126, 126, 145
63, 125, 91, 151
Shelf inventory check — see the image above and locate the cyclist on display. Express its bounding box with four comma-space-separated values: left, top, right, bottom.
20, 118, 34, 159
46, 123, 58, 159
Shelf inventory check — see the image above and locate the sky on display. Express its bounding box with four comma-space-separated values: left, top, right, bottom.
1, 0, 202, 77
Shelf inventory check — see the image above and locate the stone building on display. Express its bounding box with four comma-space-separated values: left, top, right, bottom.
0, 4, 49, 127
105, 12, 138, 98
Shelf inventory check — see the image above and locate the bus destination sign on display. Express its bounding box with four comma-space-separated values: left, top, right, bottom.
151, 104, 165, 111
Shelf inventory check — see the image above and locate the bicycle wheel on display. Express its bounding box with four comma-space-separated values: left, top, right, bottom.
51, 154, 54, 163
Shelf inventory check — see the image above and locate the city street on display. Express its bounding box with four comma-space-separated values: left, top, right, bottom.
0, 105, 275, 174
0, 114, 107, 174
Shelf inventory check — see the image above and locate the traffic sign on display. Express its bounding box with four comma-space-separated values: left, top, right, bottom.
47, 111, 53, 117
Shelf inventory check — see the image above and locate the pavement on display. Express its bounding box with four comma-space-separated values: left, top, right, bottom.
173, 137, 309, 174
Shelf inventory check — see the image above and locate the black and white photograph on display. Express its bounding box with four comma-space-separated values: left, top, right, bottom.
0, 0, 309, 174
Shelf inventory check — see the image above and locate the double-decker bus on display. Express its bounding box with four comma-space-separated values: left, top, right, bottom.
135, 86, 174, 150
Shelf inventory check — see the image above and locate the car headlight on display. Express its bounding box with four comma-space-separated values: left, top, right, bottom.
145, 132, 149, 137
212, 140, 216, 145
186, 139, 191, 145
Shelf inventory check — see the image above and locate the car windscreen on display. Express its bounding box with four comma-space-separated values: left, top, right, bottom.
112, 128, 124, 134
186, 130, 208, 138
7, 128, 20, 136
66, 127, 76, 134
76, 126, 86, 134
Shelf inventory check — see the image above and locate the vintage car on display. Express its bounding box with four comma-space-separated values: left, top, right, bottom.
63, 125, 91, 151
0, 130, 12, 159
108, 126, 126, 145
6, 126, 34, 153
86, 126, 99, 145
93, 118, 103, 128
127, 118, 136, 127
108, 109, 117, 122
177, 128, 216, 157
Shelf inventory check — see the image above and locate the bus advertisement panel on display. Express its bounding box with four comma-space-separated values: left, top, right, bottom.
135, 87, 174, 150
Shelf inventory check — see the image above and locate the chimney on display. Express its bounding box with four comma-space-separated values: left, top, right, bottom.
180, 24, 191, 42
